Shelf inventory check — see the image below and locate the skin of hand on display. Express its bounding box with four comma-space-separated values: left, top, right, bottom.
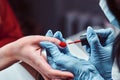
0, 35, 73, 80
40, 30, 104, 80
84, 27, 115, 80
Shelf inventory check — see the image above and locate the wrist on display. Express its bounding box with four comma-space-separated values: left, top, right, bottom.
0, 42, 18, 63
0, 44, 19, 70
74, 66, 105, 80
93, 62, 112, 80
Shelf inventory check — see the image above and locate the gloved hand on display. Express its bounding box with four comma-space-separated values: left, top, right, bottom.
40, 30, 104, 80
84, 26, 115, 80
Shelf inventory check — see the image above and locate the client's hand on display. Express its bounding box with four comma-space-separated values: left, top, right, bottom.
0, 35, 73, 80
40, 31, 104, 80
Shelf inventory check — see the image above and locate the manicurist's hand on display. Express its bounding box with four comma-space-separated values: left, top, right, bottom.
40, 30, 104, 80
84, 26, 115, 80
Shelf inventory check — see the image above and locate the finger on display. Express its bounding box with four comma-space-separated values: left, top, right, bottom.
54, 31, 70, 54
42, 54, 57, 73
105, 28, 115, 44
47, 55, 58, 69
54, 31, 64, 41
41, 54, 47, 61
28, 36, 61, 45
94, 28, 115, 45
40, 74, 50, 80
45, 30, 59, 63
83, 45, 91, 54
49, 69, 74, 79
87, 26, 102, 49
40, 41, 63, 58
46, 30, 54, 37
42, 69, 74, 80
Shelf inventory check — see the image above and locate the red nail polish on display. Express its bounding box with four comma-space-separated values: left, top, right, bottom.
59, 42, 67, 48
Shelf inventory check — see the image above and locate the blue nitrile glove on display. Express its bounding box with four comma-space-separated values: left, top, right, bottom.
84, 26, 115, 80
45, 30, 75, 70
40, 30, 104, 80
45, 30, 67, 70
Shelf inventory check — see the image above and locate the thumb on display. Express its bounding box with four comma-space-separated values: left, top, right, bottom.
87, 26, 102, 50
49, 69, 74, 79
40, 41, 62, 58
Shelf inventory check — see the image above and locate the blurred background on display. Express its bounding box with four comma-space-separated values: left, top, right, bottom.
9, 0, 111, 38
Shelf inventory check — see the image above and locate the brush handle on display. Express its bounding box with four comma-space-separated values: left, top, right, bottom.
80, 34, 106, 46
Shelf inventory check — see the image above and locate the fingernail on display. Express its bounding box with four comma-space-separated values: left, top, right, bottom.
59, 42, 67, 48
